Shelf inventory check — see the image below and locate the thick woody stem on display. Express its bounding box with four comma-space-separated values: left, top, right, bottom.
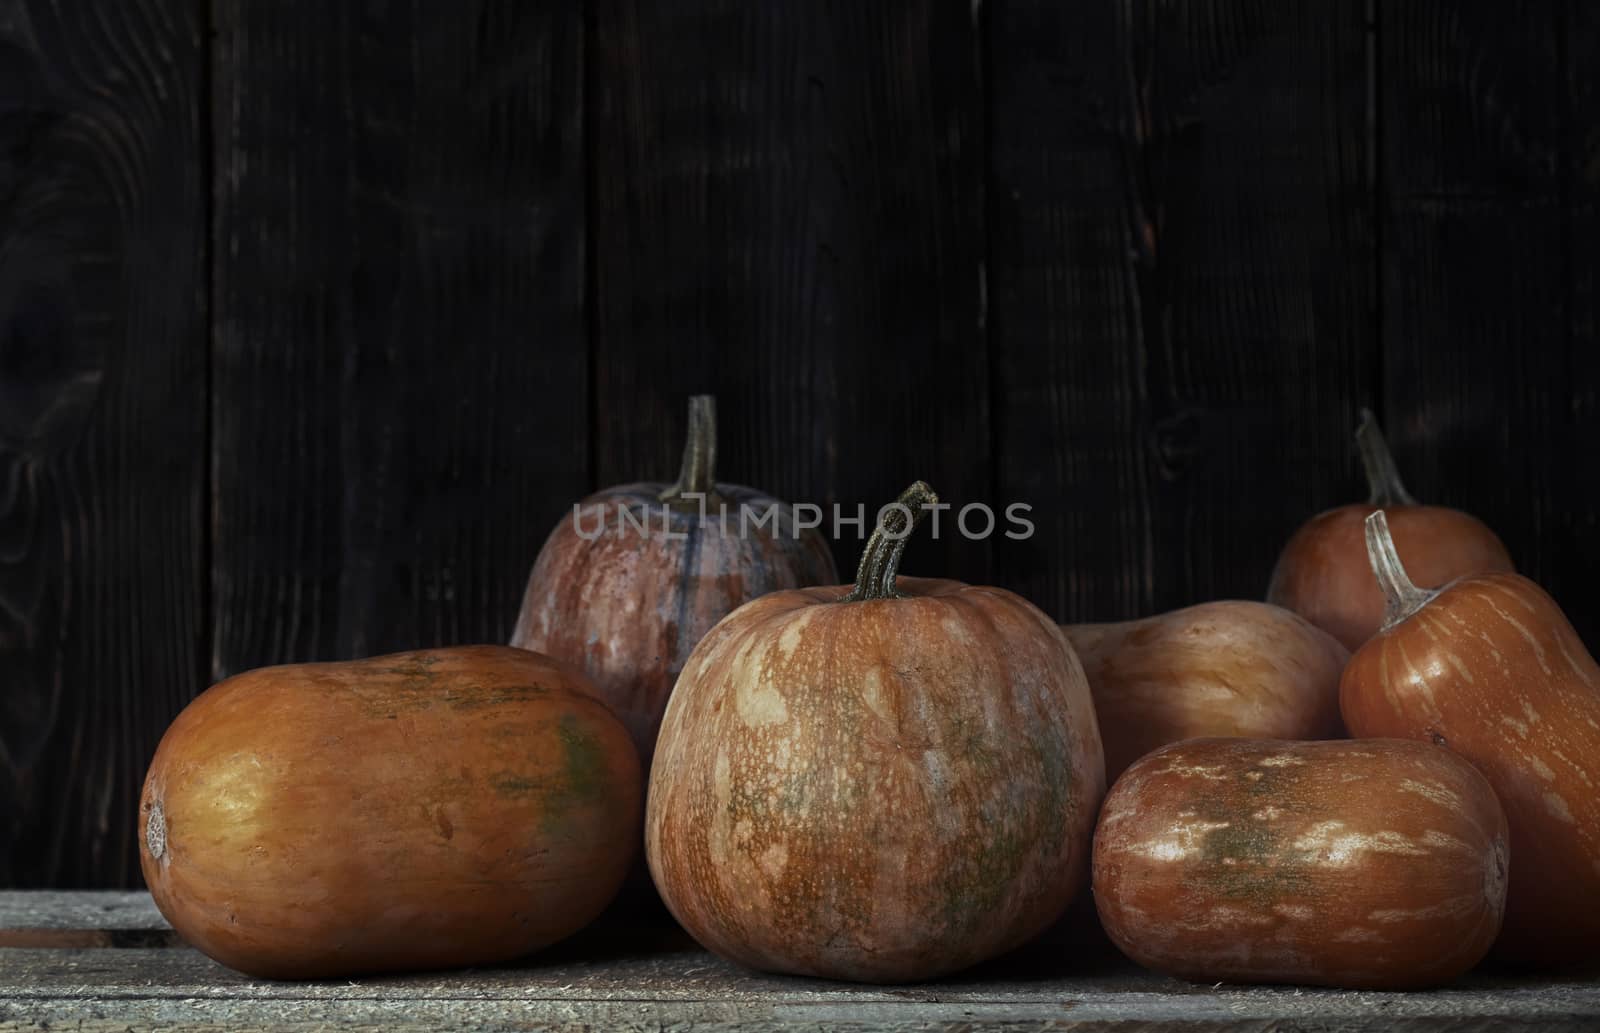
844, 481, 937, 601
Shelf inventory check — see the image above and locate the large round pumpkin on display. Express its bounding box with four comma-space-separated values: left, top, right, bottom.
139, 646, 641, 979
645, 482, 1106, 983
512, 395, 837, 767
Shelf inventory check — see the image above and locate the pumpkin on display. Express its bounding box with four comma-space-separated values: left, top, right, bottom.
645, 482, 1106, 982
511, 395, 837, 768
1063, 600, 1348, 780
1267, 410, 1512, 650
139, 646, 641, 979
1093, 737, 1508, 989
1340, 511, 1600, 965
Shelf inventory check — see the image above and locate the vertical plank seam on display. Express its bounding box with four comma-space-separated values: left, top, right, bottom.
1559, 0, 1575, 418
582, 0, 599, 495
978, 0, 1000, 577
1369, 0, 1386, 424
201, 0, 217, 694
1120, 0, 1155, 614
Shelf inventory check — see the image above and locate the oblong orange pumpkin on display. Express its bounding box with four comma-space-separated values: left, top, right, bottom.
646, 483, 1106, 982
1064, 600, 1348, 779
1341, 511, 1600, 965
512, 395, 837, 768
1093, 737, 1508, 989
1267, 410, 1512, 651
139, 646, 641, 979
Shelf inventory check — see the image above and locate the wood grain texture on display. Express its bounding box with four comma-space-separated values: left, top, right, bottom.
210, 1, 587, 677
1380, 1, 1597, 644
588, 0, 990, 584
989, 0, 1374, 623
2, 894, 1600, 1032
0, 0, 206, 887
1562, 0, 1600, 646
7, 0, 1600, 895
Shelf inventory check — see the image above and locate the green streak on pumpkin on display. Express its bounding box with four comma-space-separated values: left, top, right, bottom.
557, 712, 607, 802
1189, 762, 1317, 904
936, 816, 1028, 936
1034, 724, 1076, 843
933, 693, 1083, 937
491, 715, 611, 829
490, 772, 546, 797
350, 673, 551, 718
441, 685, 549, 709
370, 653, 445, 681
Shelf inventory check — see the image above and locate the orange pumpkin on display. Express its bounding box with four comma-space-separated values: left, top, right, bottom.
1064, 600, 1348, 780
1340, 511, 1600, 965
512, 395, 837, 768
139, 646, 640, 979
1268, 410, 1512, 651
1094, 737, 1508, 989
646, 483, 1106, 982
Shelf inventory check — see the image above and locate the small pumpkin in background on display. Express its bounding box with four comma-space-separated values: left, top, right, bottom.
1064, 600, 1348, 781
512, 395, 838, 768
140, 646, 641, 979
1267, 410, 1512, 651
1341, 511, 1600, 966
647, 482, 1105, 983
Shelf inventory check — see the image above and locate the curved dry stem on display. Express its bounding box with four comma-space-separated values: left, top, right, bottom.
1366, 509, 1436, 630
844, 481, 937, 601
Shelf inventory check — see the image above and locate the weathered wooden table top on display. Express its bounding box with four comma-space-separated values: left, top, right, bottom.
2, 891, 1598, 1031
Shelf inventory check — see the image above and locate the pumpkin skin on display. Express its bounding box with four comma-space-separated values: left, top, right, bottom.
512, 397, 837, 767
646, 486, 1104, 983
1340, 514, 1600, 965
1268, 505, 1511, 652
1093, 737, 1508, 990
513, 483, 836, 766
1064, 601, 1349, 780
139, 646, 641, 979
1267, 411, 1512, 651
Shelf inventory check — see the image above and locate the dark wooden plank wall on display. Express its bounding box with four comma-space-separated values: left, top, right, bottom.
1, 0, 1596, 887
589, 0, 989, 583
1382, 1, 1598, 630
211, 1, 588, 675
0, 1, 207, 887
989, 0, 1374, 621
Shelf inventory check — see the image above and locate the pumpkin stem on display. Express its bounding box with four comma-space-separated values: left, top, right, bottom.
1358, 408, 1417, 507
845, 481, 937, 601
660, 395, 719, 507
1365, 510, 1436, 630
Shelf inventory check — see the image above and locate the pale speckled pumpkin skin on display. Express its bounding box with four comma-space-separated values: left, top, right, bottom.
1341, 572, 1600, 965
1094, 737, 1508, 990
645, 576, 1107, 983
511, 482, 838, 767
